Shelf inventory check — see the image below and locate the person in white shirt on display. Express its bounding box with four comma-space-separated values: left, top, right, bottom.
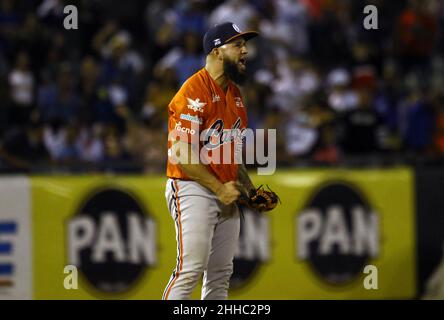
8, 51, 35, 127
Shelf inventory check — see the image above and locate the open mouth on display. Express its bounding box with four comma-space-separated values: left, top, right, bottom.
238, 58, 246, 69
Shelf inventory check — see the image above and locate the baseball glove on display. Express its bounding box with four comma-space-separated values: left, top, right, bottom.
239, 185, 280, 212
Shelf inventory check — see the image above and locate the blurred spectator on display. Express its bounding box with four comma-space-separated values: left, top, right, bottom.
209, 0, 257, 31
175, 0, 208, 36
102, 124, 135, 173
0, 118, 49, 173
8, 51, 34, 127
145, 0, 176, 38
76, 124, 105, 164
312, 124, 340, 165
36, 64, 81, 123
0, 0, 443, 173
395, 0, 438, 75
57, 123, 80, 164
15, 14, 50, 65
78, 56, 101, 125
326, 68, 360, 113
240, 13, 271, 75
95, 28, 144, 104
43, 118, 67, 161
0, 0, 21, 55
242, 81, 272, 129
144, 1, 179, 63
141, 69, 178, 128
350, 42, 378, 90
37, 0, 64, 26
261, 57, 319, 113
44, 31, 68, 74
398, 90, 435, 153
99, 30, 145, 76
308, 1, 352, 68
260, 0, 309, 58
285, 94, 338, 161
285, 111, 319, 158
155, 31, 204, 85
339, 89, 387, 155
115, 103, 167, 174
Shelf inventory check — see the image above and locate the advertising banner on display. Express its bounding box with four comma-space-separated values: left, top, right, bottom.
415, 167, 444, 299
31, 168, 416, 299
0, 177, 32, 300
32, 176, 170, 299
229, 168, 416, 299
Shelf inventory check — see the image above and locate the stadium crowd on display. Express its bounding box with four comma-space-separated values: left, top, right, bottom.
1, 0, 444, 173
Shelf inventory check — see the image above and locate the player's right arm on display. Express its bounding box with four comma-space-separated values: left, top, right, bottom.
171, 140, 240, 205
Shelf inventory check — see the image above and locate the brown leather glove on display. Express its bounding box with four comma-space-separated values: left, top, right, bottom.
238, 185, 280, 212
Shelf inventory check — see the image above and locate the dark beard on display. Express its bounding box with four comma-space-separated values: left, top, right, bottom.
223, 58, 247, 86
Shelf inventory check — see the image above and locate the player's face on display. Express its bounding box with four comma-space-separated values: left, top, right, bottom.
221, 38, 248, 85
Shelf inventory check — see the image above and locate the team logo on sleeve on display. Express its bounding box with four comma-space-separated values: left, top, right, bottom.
186, 98, 206, 113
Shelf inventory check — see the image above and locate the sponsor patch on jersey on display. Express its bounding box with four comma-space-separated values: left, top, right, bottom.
180, 113, 203, 124
174, 121, 196, 135
186, 98, 206, 113
234, 97, 244, 107
203, 117, 245, 150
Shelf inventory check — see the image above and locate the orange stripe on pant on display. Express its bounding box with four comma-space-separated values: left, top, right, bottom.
164, 180, 184, 300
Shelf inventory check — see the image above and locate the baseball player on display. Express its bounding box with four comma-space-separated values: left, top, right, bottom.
162, 22, 259, 300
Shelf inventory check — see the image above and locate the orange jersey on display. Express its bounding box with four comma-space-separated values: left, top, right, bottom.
166, 68, 248, 183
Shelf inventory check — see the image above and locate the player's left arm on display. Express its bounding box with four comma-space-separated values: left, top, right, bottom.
235, 92, 255, 197
237, 163, 255, 198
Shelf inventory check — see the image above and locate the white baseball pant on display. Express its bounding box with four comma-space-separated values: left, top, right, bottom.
162, 178, 240, 300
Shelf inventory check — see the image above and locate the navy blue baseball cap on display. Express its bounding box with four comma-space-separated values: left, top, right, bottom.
203, 22, 258, 55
